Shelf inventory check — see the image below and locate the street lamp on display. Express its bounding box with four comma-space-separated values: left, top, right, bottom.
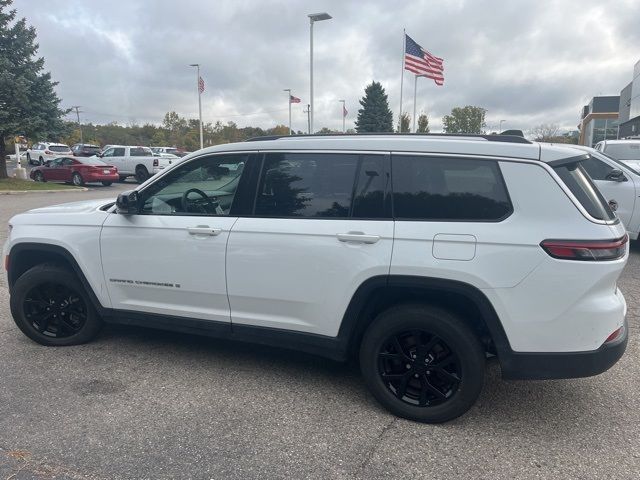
308, 12, 332, 134
499, 119, 506, 132
189, 63, 204, 149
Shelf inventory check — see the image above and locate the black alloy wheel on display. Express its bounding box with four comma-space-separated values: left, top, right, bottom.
135, 166, 149, 183
378, 330, 461, 407
23, 282, 87, 338
9, 264, 103, 346
359, 304, 485, 423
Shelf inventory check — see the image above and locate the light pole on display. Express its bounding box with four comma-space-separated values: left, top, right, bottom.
71, 106, 83, 144
308, 12, 332, 135
189, 63, 204, 149
303, 104, 311, 134
499, 119, 506, 132
339, 99, 346, 133
284, 89, 292, 135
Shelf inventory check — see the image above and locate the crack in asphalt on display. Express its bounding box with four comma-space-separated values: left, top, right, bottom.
354, 417, 398, 478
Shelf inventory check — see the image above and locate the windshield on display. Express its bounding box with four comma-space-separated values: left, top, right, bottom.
603, 143, 640, 161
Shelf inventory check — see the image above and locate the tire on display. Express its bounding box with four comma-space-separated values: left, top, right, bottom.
34, 171, 45, 182
39, 156, 44, 165
135, 166, 149, 183
9, 264, 103, 346
359, 303, 485, 423
26, 153, 32, 165
72, 172, 84, 186
101, 181, 112, 186
118, 175, 127, 183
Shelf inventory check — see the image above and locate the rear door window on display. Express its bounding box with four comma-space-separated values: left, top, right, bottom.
391, 155, 512, 221
552, 161, 616, 221
254, 153, 388, 219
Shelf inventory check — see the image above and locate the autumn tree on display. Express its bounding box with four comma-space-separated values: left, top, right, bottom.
442, 106, 487, 134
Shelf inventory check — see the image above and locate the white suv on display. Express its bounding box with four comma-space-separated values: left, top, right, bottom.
26, 142, 72, 165
3, 134, 629, 423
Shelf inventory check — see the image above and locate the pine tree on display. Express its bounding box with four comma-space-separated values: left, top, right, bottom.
355, 81, 393, 133
0, 0, 66, 178
417, 113, 430, 133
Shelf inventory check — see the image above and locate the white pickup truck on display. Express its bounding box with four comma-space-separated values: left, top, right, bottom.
97, 145, 174, 182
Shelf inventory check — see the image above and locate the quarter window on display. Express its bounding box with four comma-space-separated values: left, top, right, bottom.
254, 153, 387, 218
392, 156, 512, 221
581, 157, 614, 181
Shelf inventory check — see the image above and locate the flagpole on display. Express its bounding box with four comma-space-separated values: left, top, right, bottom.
412, 75, 418, 133
398, 28, 406, 132
339, 99, 346, 133
196, 65, 203, 149
284, 89, 292, 135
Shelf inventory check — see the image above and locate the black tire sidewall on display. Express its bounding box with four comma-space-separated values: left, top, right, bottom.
135, 167, 149, 183
360, 304, 485, 423
102, 181, 112, 186
9, 264, 103, 346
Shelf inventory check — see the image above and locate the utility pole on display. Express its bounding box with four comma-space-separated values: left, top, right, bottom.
304, 104, 311, 134
70, 106, 83, 144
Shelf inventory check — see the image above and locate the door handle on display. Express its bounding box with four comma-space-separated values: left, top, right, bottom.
336, 232, 380, 244
187, 226, 222, 236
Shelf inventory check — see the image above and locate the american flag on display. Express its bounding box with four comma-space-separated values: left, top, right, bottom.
342, 104, 348, 118
404, 34, 444, 86
290, 94, 301, 104
198, 76, 205, 94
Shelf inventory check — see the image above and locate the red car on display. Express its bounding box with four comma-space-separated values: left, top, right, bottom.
30, 157, 119, 186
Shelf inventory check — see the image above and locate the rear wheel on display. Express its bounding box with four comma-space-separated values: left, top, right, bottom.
34, 171, 45, 182
359, 304, 485, 423
101, 181, 112, 186
72, 172, 84, 186
135, 166, 149, 183
9, 264, 103, 346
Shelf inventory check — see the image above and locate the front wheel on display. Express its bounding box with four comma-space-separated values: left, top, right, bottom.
72, 172, 84, 186
359, 304, 485, 423
9, 264, 103, 346
34, 171, 45, 182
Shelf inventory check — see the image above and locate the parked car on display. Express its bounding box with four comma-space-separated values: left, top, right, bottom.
97, 145, 173, 183
151, 147, 180, 156
71, 143, 102, 157
569, 144, 640, 240
26, 142, 72, 165
4, 134, 628, 423
29, 156, 119, 186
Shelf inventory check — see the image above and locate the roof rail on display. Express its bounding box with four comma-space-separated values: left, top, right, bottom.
244, 132, 532, 144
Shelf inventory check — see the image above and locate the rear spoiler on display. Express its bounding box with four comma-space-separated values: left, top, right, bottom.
547, 153, 590, 167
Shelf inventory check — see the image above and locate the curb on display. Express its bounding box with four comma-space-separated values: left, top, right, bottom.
0, 187, 88, 195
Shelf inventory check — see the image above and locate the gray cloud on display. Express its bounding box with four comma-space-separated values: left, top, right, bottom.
14, 0, 640, 133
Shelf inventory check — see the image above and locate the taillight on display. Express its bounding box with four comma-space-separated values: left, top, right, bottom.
604, 325, 625, 344
44, 150, 52, 154
540, 235, 628, 261
153, 158, 159, 166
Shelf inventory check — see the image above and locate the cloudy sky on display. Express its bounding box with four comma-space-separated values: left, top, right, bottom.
13, 0, 640, 133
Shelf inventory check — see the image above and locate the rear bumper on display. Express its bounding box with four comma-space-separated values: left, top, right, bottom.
84, 173, 119, 182
501, 320, 628, 380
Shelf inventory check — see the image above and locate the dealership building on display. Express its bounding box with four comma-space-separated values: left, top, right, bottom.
618, 59, 640, 139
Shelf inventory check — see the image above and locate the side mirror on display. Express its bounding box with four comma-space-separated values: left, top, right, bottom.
116, 190, 140, 214
606, 169, 627, 182
97, 152, 104, 158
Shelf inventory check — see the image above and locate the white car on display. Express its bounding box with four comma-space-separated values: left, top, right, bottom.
26, 142, 72, 165
4, 134, 628, 423
594, 139, 640, 161
97, 145, 173, 182
570, 144, 640, 240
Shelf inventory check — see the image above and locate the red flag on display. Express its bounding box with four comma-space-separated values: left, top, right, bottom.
198, 76, 205, 94
290, 95, 301, 104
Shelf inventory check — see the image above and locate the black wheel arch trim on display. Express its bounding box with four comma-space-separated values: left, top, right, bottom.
7, 242, 108, 316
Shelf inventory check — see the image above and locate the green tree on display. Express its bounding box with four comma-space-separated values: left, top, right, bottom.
397, 112, 410, 133
0, 0, 66, 178
442, 106, 487, 134
355, 81, 393, 133
417, 113, 430, 133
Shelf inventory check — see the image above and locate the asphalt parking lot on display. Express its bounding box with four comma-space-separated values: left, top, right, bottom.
0, 189, 639, 480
